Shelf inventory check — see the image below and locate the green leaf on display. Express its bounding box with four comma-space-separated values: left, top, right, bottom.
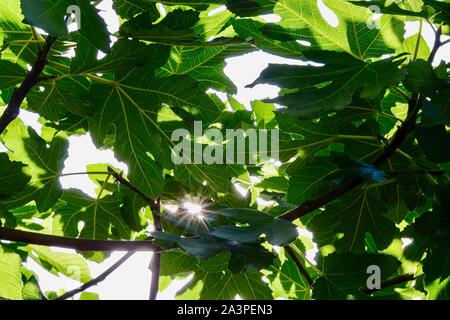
0, 120, 68, 212
313, 252, 399, 299
404, 60, 450, 126
350, 0, 429, 19
0, 247, 23, 300
423, 0, 450, 26
53, 189, 131, 240
113, 0, 160, 20
287, 158, 337, 205
198, 269, 273, 299
28, 245, 91, 283
254, 51, 406, 118
88, 67, 219, 198
0, 153, 30, 200
120, 9, 200, 45
0, 61, 26, 89
161, 251, 198, 276
213, 218, 298, 246
26, 78, 91, 121
21, 0, 109, 51
0, 0, 39, 64
0, 0, 449, 301
157, 45, 253, 93
22, 279, 43, 300
309, 190, 400, 253
152, 232, 227, 260
71, 38, 170, 74
79, 292, 100, 300
267, 252, 312, 300
275, 110, 381, 164
400, 33, 430, 61
265, 0, 405, 59
216, 208, 274, 224
232, 19, 304, 59
416, 125, 450, 163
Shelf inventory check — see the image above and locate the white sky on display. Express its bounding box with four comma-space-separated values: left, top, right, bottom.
7, 0, 450, 300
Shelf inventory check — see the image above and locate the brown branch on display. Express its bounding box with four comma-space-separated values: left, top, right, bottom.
284, 246, 314, 286
279, 28, 445, 222
107, 167, 162, 300
107, 167, 159, 214
149, 247, 161, 300
0, 227, 160, 252
360, 273, 417, 295
0, 36, 56, 135
55, 251, 135, 300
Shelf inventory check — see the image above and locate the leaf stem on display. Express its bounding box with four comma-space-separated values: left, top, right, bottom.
290, 244, 323, 277
284, 246, 314, 286
59, 171, 110, 178
391, 87, 411, 103
412, 19, 423, 62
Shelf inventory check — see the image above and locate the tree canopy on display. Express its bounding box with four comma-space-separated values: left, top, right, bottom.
0, 0, 449, 300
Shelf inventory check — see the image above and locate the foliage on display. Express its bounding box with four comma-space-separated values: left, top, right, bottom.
0, 0, 449, 300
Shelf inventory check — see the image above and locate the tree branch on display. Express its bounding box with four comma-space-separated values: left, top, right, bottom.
55, 251, 136, 300
107, 167, 162, 300
428, 25, 443, 64
149, 247, 161, 300
149, 198, 162, 300
0, 227, 161, 252
107, 167, 159, 215
279, 27, 445, 222
0, 36, 56, 135
360, 273, 417, 295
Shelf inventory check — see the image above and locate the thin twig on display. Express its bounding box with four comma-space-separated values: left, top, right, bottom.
55, 251, 135, 300
0, 36, 56, 135
107, 167, 158, 213
391, 87, 411, 102
360, 273, 417, 295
